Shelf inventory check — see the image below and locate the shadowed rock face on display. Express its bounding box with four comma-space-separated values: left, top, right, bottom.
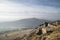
37, 29, 42, 35
45, 22, 48, 27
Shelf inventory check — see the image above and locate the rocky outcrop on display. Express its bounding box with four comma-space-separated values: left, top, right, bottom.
27, 21, 60, 40
14, 21, 60, 40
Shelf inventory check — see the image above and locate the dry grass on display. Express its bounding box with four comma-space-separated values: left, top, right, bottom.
0, 29, 33, 40
27, 25, 60, 40
46, 27, 60, 40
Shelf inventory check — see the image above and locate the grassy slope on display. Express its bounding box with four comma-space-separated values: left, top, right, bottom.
0, 29, 33, 40
27, 25, 60, 40
46, 27, 60, 40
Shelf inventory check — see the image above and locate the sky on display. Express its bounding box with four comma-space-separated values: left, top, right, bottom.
0, 0, 60, 22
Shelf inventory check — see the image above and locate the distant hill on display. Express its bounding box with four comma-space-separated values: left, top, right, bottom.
0, 18, 50, 28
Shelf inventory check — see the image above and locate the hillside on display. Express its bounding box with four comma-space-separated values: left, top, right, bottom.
14, 20, 60, 40
0, 20, 60, 40
26, 21, 60, 40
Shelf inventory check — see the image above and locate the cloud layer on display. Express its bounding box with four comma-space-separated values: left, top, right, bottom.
0, 0, 60, 22
9, 0, 60, 7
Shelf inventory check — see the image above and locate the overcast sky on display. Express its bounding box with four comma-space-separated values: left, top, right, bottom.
0, 0, 60, 22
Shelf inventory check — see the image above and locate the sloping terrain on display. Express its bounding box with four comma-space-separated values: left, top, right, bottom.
0, 21, 60, 40
46, 27, 60, 40
0, 29, 33, 40
28, 21, 60, 40
23, 21, 60, 40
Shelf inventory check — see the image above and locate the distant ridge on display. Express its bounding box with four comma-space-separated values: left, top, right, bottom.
0, 18, 50, 28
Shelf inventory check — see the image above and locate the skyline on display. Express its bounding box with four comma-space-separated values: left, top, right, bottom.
0, 0, 60, 22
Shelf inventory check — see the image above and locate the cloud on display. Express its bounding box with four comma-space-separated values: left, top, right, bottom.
0, 0, 60, 22
8, 0, 60, 8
